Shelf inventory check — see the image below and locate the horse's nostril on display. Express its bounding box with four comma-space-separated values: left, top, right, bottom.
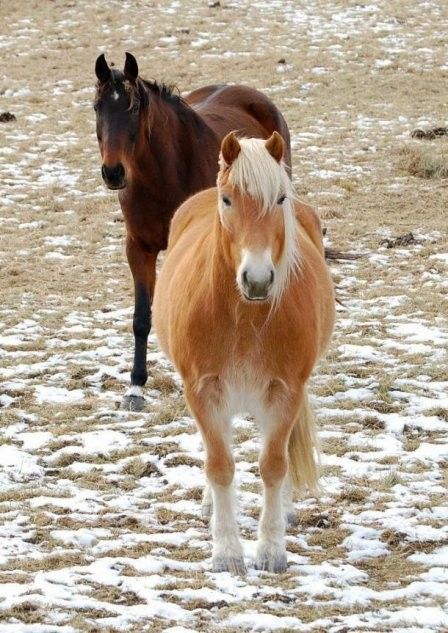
242, 270, 248, 285
102, 163, 125, 185
270, 270, 274, 284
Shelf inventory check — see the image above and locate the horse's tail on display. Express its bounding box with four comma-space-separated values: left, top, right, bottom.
288, 386, 320, 495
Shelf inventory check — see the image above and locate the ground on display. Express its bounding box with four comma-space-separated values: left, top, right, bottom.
0, 0, 447, 632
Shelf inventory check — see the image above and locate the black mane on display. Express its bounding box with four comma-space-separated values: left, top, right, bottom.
142, 79, 185, 106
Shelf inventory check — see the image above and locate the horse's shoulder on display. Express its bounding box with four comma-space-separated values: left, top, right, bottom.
168, 188, 216, 250
294, 200, 325, 256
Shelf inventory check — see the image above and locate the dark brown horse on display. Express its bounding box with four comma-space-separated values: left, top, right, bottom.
94, 52, 291, 410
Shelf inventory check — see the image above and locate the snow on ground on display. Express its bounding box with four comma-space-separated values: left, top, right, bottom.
0, 0, 447, 631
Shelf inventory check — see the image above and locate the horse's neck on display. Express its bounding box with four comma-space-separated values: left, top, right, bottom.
133, 95, 219, 194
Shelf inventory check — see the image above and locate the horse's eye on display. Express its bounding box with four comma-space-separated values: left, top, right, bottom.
93, 102, 99, 112
222, 196, 231, 207
277, 195, 286, 205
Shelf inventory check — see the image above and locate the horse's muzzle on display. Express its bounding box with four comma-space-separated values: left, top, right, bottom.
241, 269, 274, 302
101, 162, 126, 190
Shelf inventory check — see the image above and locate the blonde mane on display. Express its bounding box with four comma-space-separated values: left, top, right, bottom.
220, 137, 301, 306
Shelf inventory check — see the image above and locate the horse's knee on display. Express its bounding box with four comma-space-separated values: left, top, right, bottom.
206, 451, 234, 488
259, 449, 288, 487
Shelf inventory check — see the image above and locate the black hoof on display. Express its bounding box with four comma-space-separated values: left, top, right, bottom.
121, 395, 145, 412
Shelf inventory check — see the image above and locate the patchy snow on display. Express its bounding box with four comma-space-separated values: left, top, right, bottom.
34, 386, 85, 404
0, 0, 447, 631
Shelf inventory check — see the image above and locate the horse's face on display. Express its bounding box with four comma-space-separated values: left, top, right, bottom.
94, 53, 141, 190
218, 133, 287, 303
219, 188, 285, 302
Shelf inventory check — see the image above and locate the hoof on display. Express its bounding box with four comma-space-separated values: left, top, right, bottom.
255, 545, 287, 573
121, 394, 145, 412
212, 555, 246, 575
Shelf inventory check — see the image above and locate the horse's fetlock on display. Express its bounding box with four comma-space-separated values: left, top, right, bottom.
131, 368, 148, 387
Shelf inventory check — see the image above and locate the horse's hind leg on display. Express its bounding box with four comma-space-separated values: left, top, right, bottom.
185, 384, 245, 574
201, 483, 212, 518
256, 408, 296, 573
283, 475, 297, 527
122, 238, 157, 411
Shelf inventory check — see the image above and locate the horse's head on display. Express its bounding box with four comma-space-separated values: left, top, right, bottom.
94, 52, 144, 190
217, 132, 299, 304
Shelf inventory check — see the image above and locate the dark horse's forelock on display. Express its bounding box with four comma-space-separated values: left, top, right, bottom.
95, 69, 143, 112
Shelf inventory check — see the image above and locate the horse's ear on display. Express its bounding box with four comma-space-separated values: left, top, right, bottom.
221, 131, 241, 166
95, 53, 111, 84
265, 131, 284, 163
124, 52, 139, 83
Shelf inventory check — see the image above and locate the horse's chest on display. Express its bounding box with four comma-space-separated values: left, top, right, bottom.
222, 364, 270, 418
120, 197, 170, 251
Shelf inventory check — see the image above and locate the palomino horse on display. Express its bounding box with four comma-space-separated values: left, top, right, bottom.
153, 132, 335, 573
94, 52, 291, 411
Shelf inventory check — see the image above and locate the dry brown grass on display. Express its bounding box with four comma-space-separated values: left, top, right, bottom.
163, 454, 203, 468
0, 602, 45, 625
88, 584, 145, 606
147, 369, 180, 394
307, 527, 351, 548
0, 486, 71, 504
399, 143, 448, 179
358, 554, 424, 590
65, 617, 123, 633
362, 416, 386, 431
121, 457, 162, 478
0, 571, 31, 584
0, 552, 89, 574
149, 396, 190, 427
337, 486, 369, 503
1, 0, 447, 631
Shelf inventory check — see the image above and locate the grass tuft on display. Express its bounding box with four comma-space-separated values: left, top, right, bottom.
399, 144, 448, 178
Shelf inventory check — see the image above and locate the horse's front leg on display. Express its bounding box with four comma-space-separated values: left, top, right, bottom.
122, 236, 157, 411
185, 383, 246, 575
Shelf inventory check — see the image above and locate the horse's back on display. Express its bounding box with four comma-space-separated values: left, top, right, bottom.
185, 84, 227, 107
186, 84, 292, 168
294, 200, 325, 257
